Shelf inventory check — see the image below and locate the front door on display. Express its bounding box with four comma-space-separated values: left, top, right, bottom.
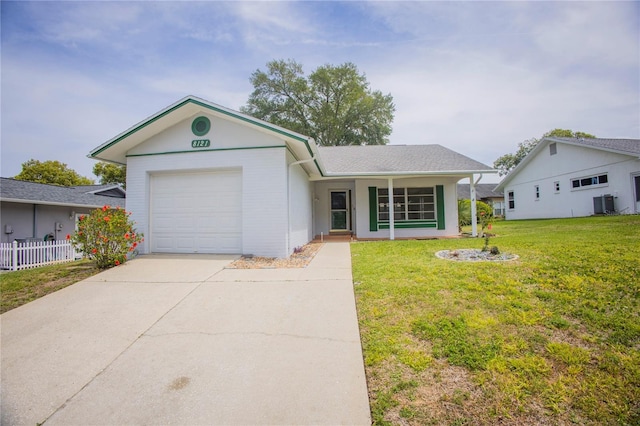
330, 190, 350, 232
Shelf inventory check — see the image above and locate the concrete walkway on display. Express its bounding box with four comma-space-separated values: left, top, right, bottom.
1, 243, 371, 425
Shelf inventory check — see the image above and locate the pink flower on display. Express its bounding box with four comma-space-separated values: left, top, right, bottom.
124, 233, 130, 239
115, 260, 120, 266
104, 216, 110, 222
102, 205, 109, 212
91, 248, 97, 254
65, 234, 70, 240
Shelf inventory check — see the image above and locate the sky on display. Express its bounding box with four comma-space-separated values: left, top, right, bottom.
1, 1, 639, 185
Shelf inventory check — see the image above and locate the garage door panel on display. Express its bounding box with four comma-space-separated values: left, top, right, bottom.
151, 171, 242, 253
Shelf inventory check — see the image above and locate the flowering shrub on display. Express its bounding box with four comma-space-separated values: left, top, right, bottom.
479, 211, 495, 251
457, 199, 493, 231
69, 205, 143, 269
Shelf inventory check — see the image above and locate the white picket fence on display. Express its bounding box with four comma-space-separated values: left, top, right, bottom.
0, 240, 79, 271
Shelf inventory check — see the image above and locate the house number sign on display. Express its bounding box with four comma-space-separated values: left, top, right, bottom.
191, 139, 211, 148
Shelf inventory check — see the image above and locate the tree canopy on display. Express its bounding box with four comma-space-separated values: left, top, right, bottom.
14, 159, 94, 186
494, 129, 596, 176
241, 59, 395, 146
93, 162, 126, 188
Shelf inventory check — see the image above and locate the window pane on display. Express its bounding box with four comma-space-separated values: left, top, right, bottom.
599, 174, 608, 184
378, 188, 388, 196
572, 180, 580, 188
407, 187, 433, 195
331, 192, 347, 209
331, 211, 347, 230
581, 178, 592, 186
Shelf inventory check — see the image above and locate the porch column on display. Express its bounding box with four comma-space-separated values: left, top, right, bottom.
388, 178, 395, 240
470, 175, 478, 237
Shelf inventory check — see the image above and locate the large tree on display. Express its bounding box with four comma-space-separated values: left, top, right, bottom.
494, 129, 596, 176
241, 59, 395, 146
93, 162, 126, 188
14, 159, 94, 186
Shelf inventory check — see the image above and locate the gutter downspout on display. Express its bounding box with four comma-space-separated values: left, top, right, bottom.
388, 178, 395, 240
287, 156, 315, 255
470, 174, 483, 237
33, 204, 38, 238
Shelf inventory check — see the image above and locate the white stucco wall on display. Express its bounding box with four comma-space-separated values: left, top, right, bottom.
504, 142, 640, 219
125, 113, 294, 258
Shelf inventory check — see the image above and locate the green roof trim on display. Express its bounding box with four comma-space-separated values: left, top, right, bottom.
91, 97, 315, 158
126, 145, 287, 158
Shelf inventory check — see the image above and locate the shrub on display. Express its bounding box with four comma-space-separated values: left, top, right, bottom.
69, 205, 143, 269
458, 199, 493, 230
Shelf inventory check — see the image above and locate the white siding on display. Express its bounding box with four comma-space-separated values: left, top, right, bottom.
504, 142, 640, 219
287, 153, 313, 252
128, 113, 285, 156
127, 148, 289, 258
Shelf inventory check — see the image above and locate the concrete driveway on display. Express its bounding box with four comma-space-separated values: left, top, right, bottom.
1, 243, 371, 425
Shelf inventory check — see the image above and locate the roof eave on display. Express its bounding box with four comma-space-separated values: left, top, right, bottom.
0, 198, 117, 209
89, 95, 318, 164
312, 169, 497, 180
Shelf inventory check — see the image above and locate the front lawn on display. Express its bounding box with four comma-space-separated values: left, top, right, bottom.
0, 260, 99, 314
352, 216, 640, 425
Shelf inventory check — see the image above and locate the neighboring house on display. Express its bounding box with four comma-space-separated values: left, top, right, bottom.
495, 137, 640, 220
0, 178, 125, 243
89, 95, 495, 258
457, 183, 505, 216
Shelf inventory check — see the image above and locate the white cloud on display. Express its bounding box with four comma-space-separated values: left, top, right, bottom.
1, 0, 638, 185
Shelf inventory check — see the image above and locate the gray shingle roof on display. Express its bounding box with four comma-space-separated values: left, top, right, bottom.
0, 178, 125, 208
549, 137, 640, 155
317, 145, 494, 175
457, 184, 504, 200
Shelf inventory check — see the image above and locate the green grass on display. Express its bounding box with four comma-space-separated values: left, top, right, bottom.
0, 260, 99, 314
352, 216, 640, 425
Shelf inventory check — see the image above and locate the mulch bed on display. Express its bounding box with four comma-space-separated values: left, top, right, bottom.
435, 248, 518, 262
227, 242, 323, 269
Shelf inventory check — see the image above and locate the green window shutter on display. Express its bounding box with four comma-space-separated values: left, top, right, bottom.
436, 185, 445, 230
368, 187, 378, 232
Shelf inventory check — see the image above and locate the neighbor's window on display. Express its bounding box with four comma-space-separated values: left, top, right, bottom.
549, 143, 557, 155
508, 191, 515, 209
378, 187, 435, 221
535, 185, 540, 200
571, 174, 608, 189
554, 181, 560, 193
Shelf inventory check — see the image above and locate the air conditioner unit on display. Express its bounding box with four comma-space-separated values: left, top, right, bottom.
593, 195, 614, 214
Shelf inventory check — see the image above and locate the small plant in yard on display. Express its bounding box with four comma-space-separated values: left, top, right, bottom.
479, 211, 495, 252
70, 205, 143, 269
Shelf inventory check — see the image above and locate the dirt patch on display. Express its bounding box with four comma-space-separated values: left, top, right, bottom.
227, 242, 323, 269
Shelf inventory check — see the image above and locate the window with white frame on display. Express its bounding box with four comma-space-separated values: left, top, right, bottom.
378, 187, 435, 221
549, 143, 557, 155
508, 191, 515, 209
571, 174, 608, 189
535, 185, 540, 200
554, 181, 560, 193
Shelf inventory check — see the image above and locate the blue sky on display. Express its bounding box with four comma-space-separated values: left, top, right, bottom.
2, 1, 638, 184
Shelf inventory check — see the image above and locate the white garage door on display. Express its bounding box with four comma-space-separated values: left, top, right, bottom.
151, 170, 242, 253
